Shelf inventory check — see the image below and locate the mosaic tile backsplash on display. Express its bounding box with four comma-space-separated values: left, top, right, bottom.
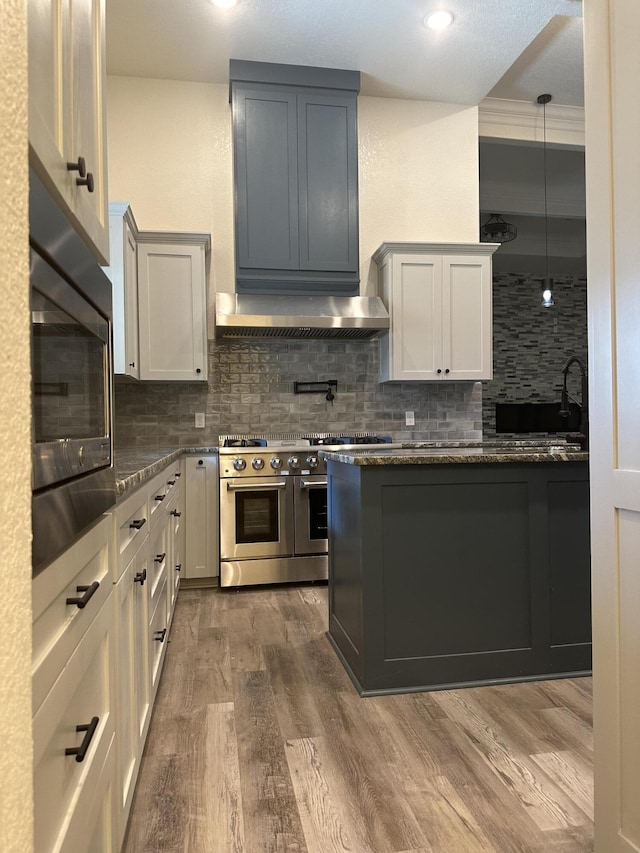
114, 339, 483, 449
483, 273, 588, 437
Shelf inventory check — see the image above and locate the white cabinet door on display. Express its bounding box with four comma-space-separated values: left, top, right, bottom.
28, 0, 109, 263
113, 541, 149, 848
185, 455, 219, 580
137, 240, 209, 381
105, 204, 140, 379
384, 254, 442, 381
442, 255, 493, 381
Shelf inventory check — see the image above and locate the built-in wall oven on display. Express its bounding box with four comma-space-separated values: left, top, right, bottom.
30, 169, 115, 574
218, 435, 391, 587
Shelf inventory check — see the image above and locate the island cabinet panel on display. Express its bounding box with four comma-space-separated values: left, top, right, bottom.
327, 460, 591, 695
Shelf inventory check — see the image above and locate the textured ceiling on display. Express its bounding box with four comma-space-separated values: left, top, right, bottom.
106, 0, 584, 106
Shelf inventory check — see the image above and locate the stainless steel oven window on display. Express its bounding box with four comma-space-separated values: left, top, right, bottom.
32, 288, 108, 442
220, 477, 295, 560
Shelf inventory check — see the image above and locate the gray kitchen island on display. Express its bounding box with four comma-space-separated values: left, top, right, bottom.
322, 442, 591, 695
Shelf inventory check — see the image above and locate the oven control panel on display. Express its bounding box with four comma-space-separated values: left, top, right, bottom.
219, 450, 327, 478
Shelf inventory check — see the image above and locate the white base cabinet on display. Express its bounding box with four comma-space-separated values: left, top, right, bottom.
374, 242, 499, 382
185, 455, 219, 580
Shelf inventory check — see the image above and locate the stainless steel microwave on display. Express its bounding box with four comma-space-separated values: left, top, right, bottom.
30, 170, 116, 574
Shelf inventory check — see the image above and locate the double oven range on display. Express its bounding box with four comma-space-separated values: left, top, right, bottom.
218, 434, 393, 587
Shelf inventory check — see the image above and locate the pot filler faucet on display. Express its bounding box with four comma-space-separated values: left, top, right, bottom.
559, 355, 589, 450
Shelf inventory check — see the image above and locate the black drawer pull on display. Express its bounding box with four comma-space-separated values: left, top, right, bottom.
167, 479, 176, 486
154, 494, 165, 502
134, 569, 147, 586
154, 628, 167, 643
154, 552, 166, 563
65, 716, 99, 762
171, 509, 181, 517
175, 564, 182, 572
174, 472, 182, 478
129, 518, 147, 530
66, 156, 86, 177
66, 581, 99, 610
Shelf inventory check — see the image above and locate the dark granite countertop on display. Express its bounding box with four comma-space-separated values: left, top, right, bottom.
319, 440, 588, 466
114, 447, 219, 498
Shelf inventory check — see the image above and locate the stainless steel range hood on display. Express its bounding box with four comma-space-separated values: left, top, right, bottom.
215, 292, 390, 339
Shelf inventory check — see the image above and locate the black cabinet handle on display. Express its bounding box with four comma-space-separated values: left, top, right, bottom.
197, 459, 204, 466
196, 368, 201, 374
171, 509, 181, 517
76, 172, 95, 193
66, 581, 99, 609
174, 472, 182, 478
167, 479, 176, 486
129, 361, 136, 368
129, 518, 147, 530
445, 368, 450, 374
134, 569, 147, 586
65, 716, 99, 762
154, 494, 165, 502
66, 156, 86, 177
175, 564, 182, 572
154, 628, 167, 643
437, 368, 442, 374
154, 552, 166, 563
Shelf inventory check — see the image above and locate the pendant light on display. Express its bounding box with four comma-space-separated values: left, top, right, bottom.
538, 93, 554, 307
480, 213, 517, 244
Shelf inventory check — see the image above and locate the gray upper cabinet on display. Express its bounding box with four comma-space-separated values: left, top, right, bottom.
231, 61, 360, 295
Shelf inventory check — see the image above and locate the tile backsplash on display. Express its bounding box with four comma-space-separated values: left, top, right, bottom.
114, 339, 482, 448
483, 273, 588, 437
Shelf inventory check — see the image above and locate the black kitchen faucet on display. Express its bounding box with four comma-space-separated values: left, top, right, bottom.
559, 355, 589, 450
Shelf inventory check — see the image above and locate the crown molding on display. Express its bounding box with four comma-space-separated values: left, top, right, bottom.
479, 98, 585, 148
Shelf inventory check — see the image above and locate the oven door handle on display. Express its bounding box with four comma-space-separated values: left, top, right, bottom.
300, 479, 328, 489
226, 481, 288, 491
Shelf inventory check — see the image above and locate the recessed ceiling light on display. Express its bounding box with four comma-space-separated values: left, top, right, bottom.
424, 10, 454, 30
211, 0, 237, 8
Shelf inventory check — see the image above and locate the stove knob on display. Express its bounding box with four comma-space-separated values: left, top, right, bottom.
270, 457, 283, 470
252, 457, 265, 471
232, 457, 246, 472
288, 456, 300, 470
306, 455, 319, 468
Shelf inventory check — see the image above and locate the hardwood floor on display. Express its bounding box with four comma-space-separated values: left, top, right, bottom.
122, 585, 593, 853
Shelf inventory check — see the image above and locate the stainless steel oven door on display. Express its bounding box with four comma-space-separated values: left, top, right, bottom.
294, 474, 328, 555
220, 476, 295, 560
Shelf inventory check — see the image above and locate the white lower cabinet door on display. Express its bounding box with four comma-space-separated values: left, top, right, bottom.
33, 593, 115, 853
185, 455, 219, 579
149, 578, 169, 700
114, 539, 150, 847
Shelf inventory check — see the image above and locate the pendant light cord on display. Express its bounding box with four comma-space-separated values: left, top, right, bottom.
537, 93, 552, 282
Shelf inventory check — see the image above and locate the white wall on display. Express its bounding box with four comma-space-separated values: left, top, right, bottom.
0, 0, 34, 849
106, 76, 480, 298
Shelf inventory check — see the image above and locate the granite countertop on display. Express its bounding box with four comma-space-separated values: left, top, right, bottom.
114, 446, 219, 498
319, 440, 589, 466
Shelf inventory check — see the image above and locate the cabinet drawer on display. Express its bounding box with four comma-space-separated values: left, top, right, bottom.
32, 516, 111, 713
113, 487, 149, 582
148, 469, 171, 528
33, 594, 115, 853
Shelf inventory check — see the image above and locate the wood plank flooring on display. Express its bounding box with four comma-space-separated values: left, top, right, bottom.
122, 585, 593, 853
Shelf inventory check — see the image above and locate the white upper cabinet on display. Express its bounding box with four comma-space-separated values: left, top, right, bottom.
375, 242, 498, 382
104, 203, 140, 380
28, 0, 109, 263
137, 234, 210, 382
